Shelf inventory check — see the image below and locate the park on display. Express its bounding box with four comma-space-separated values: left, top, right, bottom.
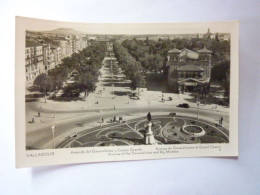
25, 33, 230, 150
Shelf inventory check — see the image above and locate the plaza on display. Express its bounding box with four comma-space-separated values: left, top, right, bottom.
25, 37, 230, 150
56, 114, 228, 148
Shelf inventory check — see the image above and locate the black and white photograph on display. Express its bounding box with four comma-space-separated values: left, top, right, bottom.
2, 0, 259, 194
15, 17, 239, 168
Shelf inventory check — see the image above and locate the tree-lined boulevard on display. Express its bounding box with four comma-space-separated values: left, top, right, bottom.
26, 41, 230, 149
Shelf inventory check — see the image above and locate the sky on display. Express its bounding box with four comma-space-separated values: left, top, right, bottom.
18, 16, 234, 35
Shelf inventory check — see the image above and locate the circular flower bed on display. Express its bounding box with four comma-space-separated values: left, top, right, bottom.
184, 125, 203, 133
182, 125, 205, 137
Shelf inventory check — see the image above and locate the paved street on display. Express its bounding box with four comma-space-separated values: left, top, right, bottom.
25, 43, 229, 149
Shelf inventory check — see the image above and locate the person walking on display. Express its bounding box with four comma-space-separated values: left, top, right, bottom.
220, 116, 223, 126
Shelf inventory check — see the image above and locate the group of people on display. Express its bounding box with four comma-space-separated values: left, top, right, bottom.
107, 116, 124, 124
31, 111, 41, 124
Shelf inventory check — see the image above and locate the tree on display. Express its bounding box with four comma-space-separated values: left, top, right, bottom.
48, 67, 67, 92
211, 61, 230, 82
153, 54, 164, 73
33, 74, 52, 102
211, 60, 230, 106
130, 72, 146, 95
75, 72, 97, 98
223, 70, 230, 107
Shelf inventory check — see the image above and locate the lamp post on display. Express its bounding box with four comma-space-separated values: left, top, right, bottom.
112, 83, 114, 96
147, 99, 151, 112
52, 103, 55, 119
98, 108, 102, 122
196, 100, 200, 119
51, 125, 55, 149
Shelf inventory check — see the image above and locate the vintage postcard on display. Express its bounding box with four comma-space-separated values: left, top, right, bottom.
15, 16, 239, 168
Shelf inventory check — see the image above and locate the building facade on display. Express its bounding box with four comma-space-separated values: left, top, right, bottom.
167, 47, 212, 93
59, 40, 68, 59
25, 41, 44, 82
25, 33, 89, 82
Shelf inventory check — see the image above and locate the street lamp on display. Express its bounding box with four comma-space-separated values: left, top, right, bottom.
98, 107, 102, 121
147, 99, 151, 112
52, 103, 55, 119
112, 83, 114, 96
51, 125, 55, 149
196, 100, 200, 119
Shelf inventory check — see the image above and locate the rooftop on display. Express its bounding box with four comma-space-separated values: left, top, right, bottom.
168, 48, 181, 54
26, 40, 42, 47
179, 48, 199, 60
177, 65, 204, 72
198, 47, 212, 53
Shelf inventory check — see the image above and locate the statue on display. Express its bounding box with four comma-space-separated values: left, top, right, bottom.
145, 112, 155, 145
147, 112, 152, 122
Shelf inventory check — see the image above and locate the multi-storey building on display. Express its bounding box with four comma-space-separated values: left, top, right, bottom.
51, 45, 62, 66
25, 34, 89, 83
43, 44, 51, 72
25, 40, 44, 82
66, 40, 73, 57
71, 39, 80, 53
80, 40, 87, 50
167, 47, 212, 93
59, 40, 68, 59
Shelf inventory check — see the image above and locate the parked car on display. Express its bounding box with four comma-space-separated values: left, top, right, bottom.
75, 122, 85, 127
130, 96, 140, 100
130, 93, 140, 100
177, 103, 190, 108
69, 132, 78, 138
169, 112, 176, 116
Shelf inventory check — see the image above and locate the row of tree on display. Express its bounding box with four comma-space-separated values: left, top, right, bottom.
121, 39, 164, 74
122, 37, 230, 105
211, 60, 230, 105
33, 42, 107, 100
113, 41, 146, 93
121, 37, 230, 73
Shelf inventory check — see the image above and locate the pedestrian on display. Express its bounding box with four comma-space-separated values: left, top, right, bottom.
32, 117, 34, 123
102, 118, 104, 123
38, 111, 40, 117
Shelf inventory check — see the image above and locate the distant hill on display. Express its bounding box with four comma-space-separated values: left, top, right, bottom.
42, 28, 79, 34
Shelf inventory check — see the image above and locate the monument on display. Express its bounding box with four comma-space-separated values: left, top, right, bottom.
145, 112, 155, 145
